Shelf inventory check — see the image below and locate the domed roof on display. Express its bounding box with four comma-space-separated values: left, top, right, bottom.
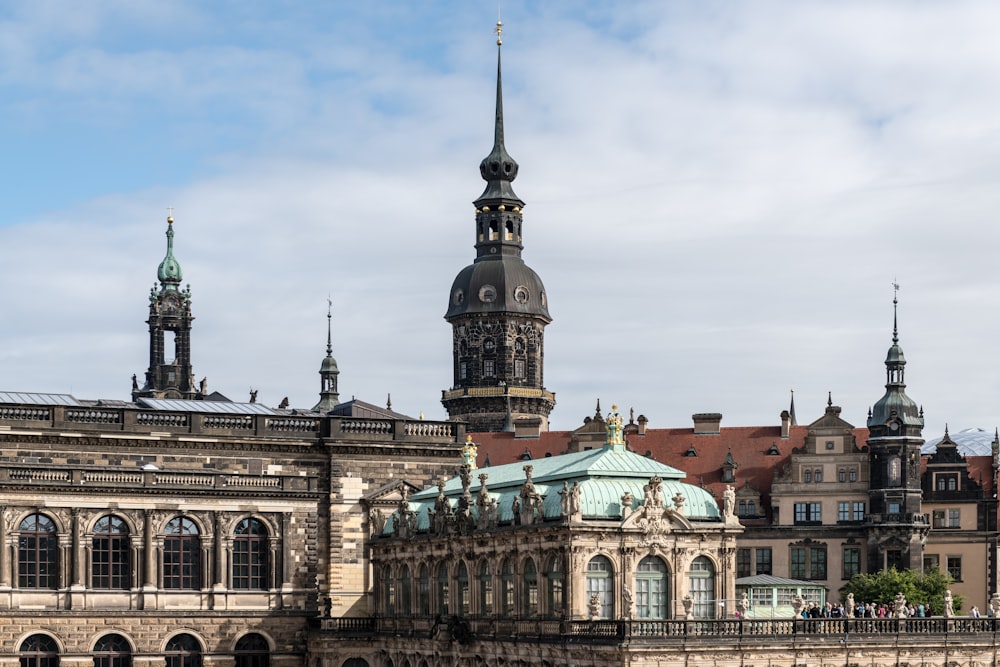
445, 256, 550, 322
320, 355, 339, 373
869, 387, 922, 427
156, 217, 183, 287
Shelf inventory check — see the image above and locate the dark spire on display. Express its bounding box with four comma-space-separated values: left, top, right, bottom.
867, 283, 923, 431
314, 299, 340, 412
789, 389, 798, 426
475, 19, 523, 207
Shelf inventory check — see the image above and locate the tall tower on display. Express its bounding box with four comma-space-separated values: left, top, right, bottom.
313, 300, 340, 412
133, 213, 197, 401
441, 22, 555, 432
865, 286, 928, 572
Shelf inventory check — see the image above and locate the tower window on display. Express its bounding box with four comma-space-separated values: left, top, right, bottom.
514, 359, 525, 379
460, 363, 467, 381
483, 360, 495, 377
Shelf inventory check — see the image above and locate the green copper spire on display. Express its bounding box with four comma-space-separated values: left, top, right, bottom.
156, 213, 183, 290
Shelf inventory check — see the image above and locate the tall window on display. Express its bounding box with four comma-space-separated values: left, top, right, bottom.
500, 559, 515, 617
586, 556, 613, 619
233, 518, 269, 590
164, 635, 201, 667
888, 457, 901, 486
636, 556, 669, 619
417, 564, 430, 616
92, 516, 130, 590
843, 548, 861, 579
522, 558, 538, 617
793, 503, 821, 524
791, 545, 827, 579
399, 565, 412, 615
19, 514, 58, 589
755, 548, 772, 575
947, 556, 962, 581
688, 557, 715, 618
852, 502, 865, 521
93, 634, 131, 667
382, 565, 395, 616
436, 563, 449, 615
163, 517, 200, 590
478, 561, 493, 616
20, 635, 58, 667
234, 634, 269, 667
544, 556, 564, 618
736, 549, 751, 578
456, 562, 470, 616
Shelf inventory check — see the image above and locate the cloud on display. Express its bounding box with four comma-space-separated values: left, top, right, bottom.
2, 1, 1000, 439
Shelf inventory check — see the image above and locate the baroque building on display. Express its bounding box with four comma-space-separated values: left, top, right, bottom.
2, 17, 1000, 667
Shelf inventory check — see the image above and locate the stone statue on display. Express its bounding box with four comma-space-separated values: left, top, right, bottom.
461, 435, 478, 468
845, 592, 855, 618
723, 485, 736, 518
621, 491, 634, 519
738, 591, 749, 618
131, 374, 138, 390
200, 377, 208, 395
894, 591, 907, 618
249, 389, 257, 404
682, 594, 694, 620
792, 595, 804, 617
588, 593, 602, 620
606, 405, 625, 445
643, 475, 665, 509
570, 481, 582, 515
990, 592, 1000, 619
944, 589, 955, 618
623, 587, 634, 619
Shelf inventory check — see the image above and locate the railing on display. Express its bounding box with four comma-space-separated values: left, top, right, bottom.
0, 405, 463, 445
0, 465, 315, 493
317, 615, 1000, 643
441, 387, 556, 401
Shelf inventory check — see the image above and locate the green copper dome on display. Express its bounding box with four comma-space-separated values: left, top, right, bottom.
157, 217, 183, 288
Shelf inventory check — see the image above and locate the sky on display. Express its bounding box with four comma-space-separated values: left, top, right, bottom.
2, 1, 1000, 439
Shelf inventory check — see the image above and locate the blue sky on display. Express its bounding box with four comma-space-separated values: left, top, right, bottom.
3, 1, 1000, 439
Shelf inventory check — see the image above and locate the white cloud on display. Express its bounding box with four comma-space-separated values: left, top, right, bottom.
2, 2, 1000, 439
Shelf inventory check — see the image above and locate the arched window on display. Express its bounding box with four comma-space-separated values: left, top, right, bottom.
544, 555, 564, 618
399, 564, 412, 615
500, 558, 515, 617
635, 556, 669, 619
20, 634, 58, 667
478, 560, 493, 616
688, 556, 716, 619
522, 558, 538, 617
93, 634, 131, 667
586, 556, 613, 619
163, 517, 200, 590
234, 634, 269, 667
341, 661, 369, 667
436, 563, 449, 615
417, 564, 430, 616
92, 516, 130, 590
382, 565, 395, 616
456, 562, 470, 616
233, 518, 268, 590
164, 635, 201, 667
19, 514, 58, 589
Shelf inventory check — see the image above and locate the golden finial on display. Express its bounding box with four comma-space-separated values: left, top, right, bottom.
166, 206, 174, 223
496, 18, 503, 46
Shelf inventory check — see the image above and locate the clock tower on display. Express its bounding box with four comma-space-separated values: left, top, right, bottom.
133, 213, 198, 401
865, 287, 928, 572
441, 22, 555, 432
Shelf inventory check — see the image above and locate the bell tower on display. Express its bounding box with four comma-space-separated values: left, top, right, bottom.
133, 213, 197, 401
865, 285, 928, 572
441, 21, 555, 432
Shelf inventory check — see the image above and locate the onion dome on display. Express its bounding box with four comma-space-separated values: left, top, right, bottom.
156, 215, 183, 289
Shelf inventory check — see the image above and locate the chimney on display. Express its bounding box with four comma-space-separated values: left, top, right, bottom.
780, 410, 791, 439
637, 414, 648, 436
692, 413, 722, 435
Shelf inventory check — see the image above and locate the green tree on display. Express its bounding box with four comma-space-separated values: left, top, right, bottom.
839, 567, 960, 616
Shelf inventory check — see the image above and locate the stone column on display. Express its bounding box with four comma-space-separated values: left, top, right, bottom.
0, 506, 9, 588
214, 512, 226, 588
71, 508, 84, 587
143, 510, 156, 588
